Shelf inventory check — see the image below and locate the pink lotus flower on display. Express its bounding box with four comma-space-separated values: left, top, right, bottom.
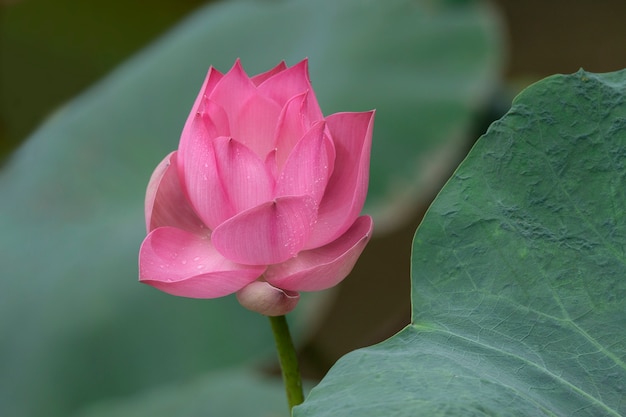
139, 59, 374, 316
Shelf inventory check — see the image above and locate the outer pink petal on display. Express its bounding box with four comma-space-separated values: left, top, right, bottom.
178, 114, 234, 229
213, 136, 274, 213
274, 121, 335, 205
181, 67, 224, 136
265, 215, 373, 291
231, 93, 281, 157
145, 151, 205, 234
305, 111, 375, 249
251, 61, 287, 86
201, 67, 226, 98
208, 59, 257, 119
212, 196, 317, 265
258, 59, 323, 117
139, 227, 265, 298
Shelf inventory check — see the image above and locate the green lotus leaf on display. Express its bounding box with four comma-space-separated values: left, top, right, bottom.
296, 70, 626, 416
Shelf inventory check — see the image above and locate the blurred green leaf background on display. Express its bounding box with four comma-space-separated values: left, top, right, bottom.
1, 0, 626, 416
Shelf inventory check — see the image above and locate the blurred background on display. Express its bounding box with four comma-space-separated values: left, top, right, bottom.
4, 0, 626, 158
1, 0, 626, 416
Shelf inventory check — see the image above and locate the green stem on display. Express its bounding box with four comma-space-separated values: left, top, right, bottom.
269, 315, 304, 412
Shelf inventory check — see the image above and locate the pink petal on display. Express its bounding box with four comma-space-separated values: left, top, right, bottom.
208, 59, 257, 120
196, 98, 231, 138
274, 121, 335, 205
181, 67, 224, 135
139, 227, 265, 298
274, 91, 317, 168
236, 280, 300, 316
251, 61, 287, 86
212, 136, 274, 213
212, 196, 317, 265
145, 151, 205, 233
231, 93, 281, 157
258, 59, 323, 117
178, 114, 235, 229
305, 111, 375, 249
265, 215, 373, 291
203, 67, 226, 97
265, 149, 279, 180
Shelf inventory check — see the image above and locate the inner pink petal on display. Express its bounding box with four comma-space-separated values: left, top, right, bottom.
178, 115, 235, 229
213, 136, 273, 213
196, 98, 231, 138
139, 226, 265, 298
264, 149, 279, 181
251, 61, 287, 86
274, 121, 335, 205
231, 93, 281, 157
257, 59, 323, 117
209, 60, 257, 118
274, 92, 310, 168
145, 151, 205, 234
265, 215, 373, 292
305, 111, 375, 249
211, 196, 318, 265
